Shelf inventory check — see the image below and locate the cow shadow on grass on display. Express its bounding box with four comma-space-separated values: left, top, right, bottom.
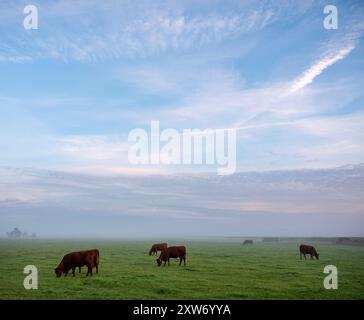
153, 288, 178, 295
182, 267, 198, 272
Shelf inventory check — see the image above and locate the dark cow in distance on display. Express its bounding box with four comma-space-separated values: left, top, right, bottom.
243, 240, 253, 245
149, 243, 168, 256
55, 249, 99, 277
299, 244, 319, 260
156, 246, 186, 267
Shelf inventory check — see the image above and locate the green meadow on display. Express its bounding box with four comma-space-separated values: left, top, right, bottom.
0, 239, 363, 299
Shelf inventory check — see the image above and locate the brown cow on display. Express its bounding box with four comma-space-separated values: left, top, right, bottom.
54, 249, 99, 277
299, 244, 319, 260
149, 243, 168, 256
243, 240, 253, 245
156, 246, 186, 267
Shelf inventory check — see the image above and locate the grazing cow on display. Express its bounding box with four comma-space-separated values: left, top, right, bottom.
54, 249, 99, 277
149, 243, 168, 256
299, 244, 319, 260
243, 240, 253, 245
156, 246, 186, 267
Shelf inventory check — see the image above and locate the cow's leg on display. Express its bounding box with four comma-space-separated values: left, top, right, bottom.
86, 265, 93, 276
164, 260, 167, 267
79, 267, 81, 273
179, 257, 182, 266
304, 254, 306, 260
96, 263, 99, 274
184, 256, 186, 266
72, 267, 76, 276
168, 258, 170, 266
310, 254, 313, 260
300, 253, 302, 260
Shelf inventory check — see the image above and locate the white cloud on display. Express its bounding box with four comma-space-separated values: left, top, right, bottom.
52, 135, 129, 162
287, 43, 356, 94
124, 12, 272, 52
49, 135, 170, 176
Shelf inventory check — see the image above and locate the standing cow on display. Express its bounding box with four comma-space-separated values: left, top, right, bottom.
156, 246, 186, 267
299, 244, 319, 260
243, 240, 253, 245
54, 249, 99, 277
149, 243, 168, 256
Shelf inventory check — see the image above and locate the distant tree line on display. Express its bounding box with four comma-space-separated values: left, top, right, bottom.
6, 227, 36, 239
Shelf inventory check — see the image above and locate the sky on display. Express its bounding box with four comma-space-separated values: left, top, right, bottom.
0, 0, 363, 237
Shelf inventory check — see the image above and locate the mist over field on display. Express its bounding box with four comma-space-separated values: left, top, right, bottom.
1, 164, 363, 238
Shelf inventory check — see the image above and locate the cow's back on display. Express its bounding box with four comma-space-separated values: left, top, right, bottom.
167, 246, 186, 258
82, 249, 99, 258
300, 244, 316, 254
154, 243, 167, 250
68, 250, 98, 266
81, 249, 99, 264
70, 252, 86, 266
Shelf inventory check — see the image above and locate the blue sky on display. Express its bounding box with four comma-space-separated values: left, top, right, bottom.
0, 0, 363, 174
0, 1, 364, 237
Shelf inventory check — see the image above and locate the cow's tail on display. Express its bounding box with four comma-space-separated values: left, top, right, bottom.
95, 249, 100, 265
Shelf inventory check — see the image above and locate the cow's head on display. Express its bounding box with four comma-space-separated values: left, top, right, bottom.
315, 252, 320, 260
54, 267, 63, 277
149, 249, 153, 256
156, 258, 162, 267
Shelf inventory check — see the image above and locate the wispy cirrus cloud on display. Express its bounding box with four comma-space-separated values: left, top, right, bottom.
122, 11, 274, 53
0, 0, 278, 62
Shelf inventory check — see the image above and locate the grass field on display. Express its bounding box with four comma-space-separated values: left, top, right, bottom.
0, 239, 363, 299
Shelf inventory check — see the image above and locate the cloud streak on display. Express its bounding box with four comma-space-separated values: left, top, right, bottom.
0, 55, 32, 63
288, 43, 356, 94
